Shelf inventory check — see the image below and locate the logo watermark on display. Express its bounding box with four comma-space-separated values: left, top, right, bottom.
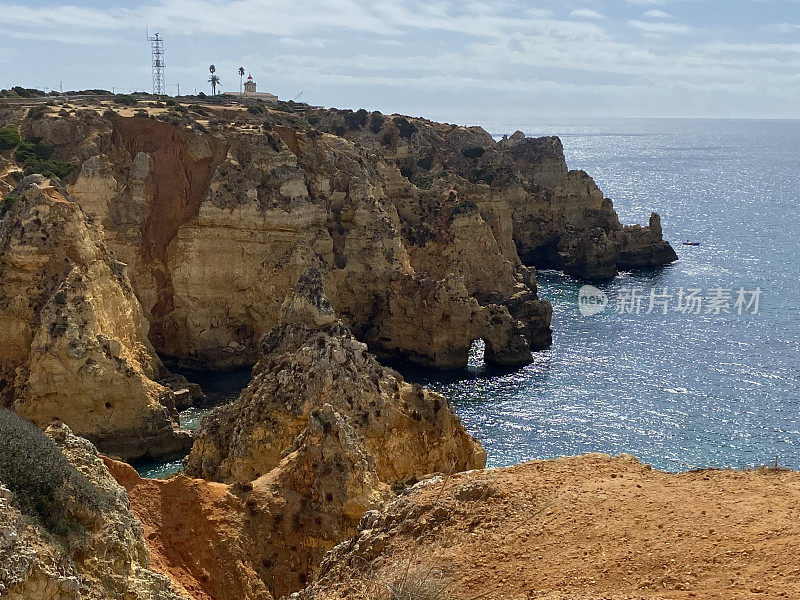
578, 285, 609, 317
578, 285, 762, 317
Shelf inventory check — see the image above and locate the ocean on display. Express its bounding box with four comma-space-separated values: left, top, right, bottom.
405, 118, 800, 471
138, 118, 800, 478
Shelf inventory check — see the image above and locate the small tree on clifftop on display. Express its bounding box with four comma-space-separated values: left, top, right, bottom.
208, 64, 219, 96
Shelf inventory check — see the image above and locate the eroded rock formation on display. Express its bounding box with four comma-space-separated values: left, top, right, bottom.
1, 103, 677, 375
0, 176, 191, 461
0, 411, 184, 600
107, 403, 394, 600
184, 311, 486, 484
53, 112, 547, 370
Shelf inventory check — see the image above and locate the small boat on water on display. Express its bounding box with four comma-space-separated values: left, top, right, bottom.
683, 241, 701, 246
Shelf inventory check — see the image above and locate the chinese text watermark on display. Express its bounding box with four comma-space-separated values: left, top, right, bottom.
578, 285, 762, 317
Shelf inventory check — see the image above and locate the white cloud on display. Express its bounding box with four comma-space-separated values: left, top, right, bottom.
629, 20, 693, 34
644, 10, 671, 19
569, 9, 605, 20
0, 0, 797, 118
0, 3, 131, 29
760, 23, 800, 33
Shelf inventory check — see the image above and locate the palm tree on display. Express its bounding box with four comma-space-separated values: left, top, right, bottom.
239, 67, 245, 97
208, 65, 217, 96
209, 74, 220, 96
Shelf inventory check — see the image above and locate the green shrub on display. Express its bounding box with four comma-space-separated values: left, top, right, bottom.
27, 105, 46, 120
415, 174, 434, 189
0, 409, 101, 536
462, 146, 486, 160
54, 291, 68, 305
417, 156, 433, 170
15, 138, 76, 179
247, 105, 265, 115
28, 161, 75, 178
345, 108, 368, 130
1, 194, 16, 217
7, 86, 45, 98
307, 114, 320, 125
112, 94, 138, 106
16, 139, 51, 162
393, 116, 417, 139
370, 112, 384, 134
380, 132, 393, 147
0, 126, 21, 151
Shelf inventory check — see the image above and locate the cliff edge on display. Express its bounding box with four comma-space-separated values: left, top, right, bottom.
300, 454, 800, 600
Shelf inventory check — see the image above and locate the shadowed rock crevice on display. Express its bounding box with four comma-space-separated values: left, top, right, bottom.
109, 117, 229, 354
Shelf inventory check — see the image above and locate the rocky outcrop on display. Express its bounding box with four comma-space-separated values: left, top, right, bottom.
311, 115, 677, 280
107, 403, 394, 600
57, 113, 548, 370
0, 410, 184, 600
0, 176, 191, 461
184, 314, 486, 484
299, 454, 800, 600
499, 134, 677, 278
1, 101, 675, 375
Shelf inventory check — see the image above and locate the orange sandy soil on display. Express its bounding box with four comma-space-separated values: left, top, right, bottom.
104, 458, 267, 600
308, 454, 800, 600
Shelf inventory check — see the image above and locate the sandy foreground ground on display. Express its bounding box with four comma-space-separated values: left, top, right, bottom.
307, 453, 800, 600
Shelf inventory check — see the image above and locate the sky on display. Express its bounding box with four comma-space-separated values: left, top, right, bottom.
1, 0, 799, 121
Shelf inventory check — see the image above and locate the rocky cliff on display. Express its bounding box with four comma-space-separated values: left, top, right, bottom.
111, 270, 484, 598
47, 111, 549, 371
0, 99, 681, 599
106, 403, 395, 600
2, 100, 674, 375
0, 410, 185, 600
0, 176, 191, 461
184, 316, 485, 485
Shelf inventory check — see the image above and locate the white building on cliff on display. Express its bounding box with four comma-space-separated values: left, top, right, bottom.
225, 74, 278, 102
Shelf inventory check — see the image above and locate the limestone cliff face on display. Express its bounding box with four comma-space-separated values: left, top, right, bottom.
2, 103, 675, 372
184, 317, 486, 484
15, 109, 550, 370
107, 403, 393, 600
0, 176, 191, 461
173, 275, 483, 594
314, 115, 678, 280
0, 412, 184, 600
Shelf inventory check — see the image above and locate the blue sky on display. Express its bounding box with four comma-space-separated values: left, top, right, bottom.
1, 0, 799, 120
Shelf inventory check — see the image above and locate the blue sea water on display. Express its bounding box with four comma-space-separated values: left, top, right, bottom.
138, 118, 800, 478
404, 118, 800, 472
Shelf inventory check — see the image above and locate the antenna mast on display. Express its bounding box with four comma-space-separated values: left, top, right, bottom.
148, 32, 166, 95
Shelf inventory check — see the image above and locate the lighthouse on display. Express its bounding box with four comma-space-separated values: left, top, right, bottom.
227, 73, 278, 102
244, 74, 257, 94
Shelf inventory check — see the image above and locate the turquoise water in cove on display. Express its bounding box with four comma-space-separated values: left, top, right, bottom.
134, 369, 252, 479
138, 118, 800, 478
